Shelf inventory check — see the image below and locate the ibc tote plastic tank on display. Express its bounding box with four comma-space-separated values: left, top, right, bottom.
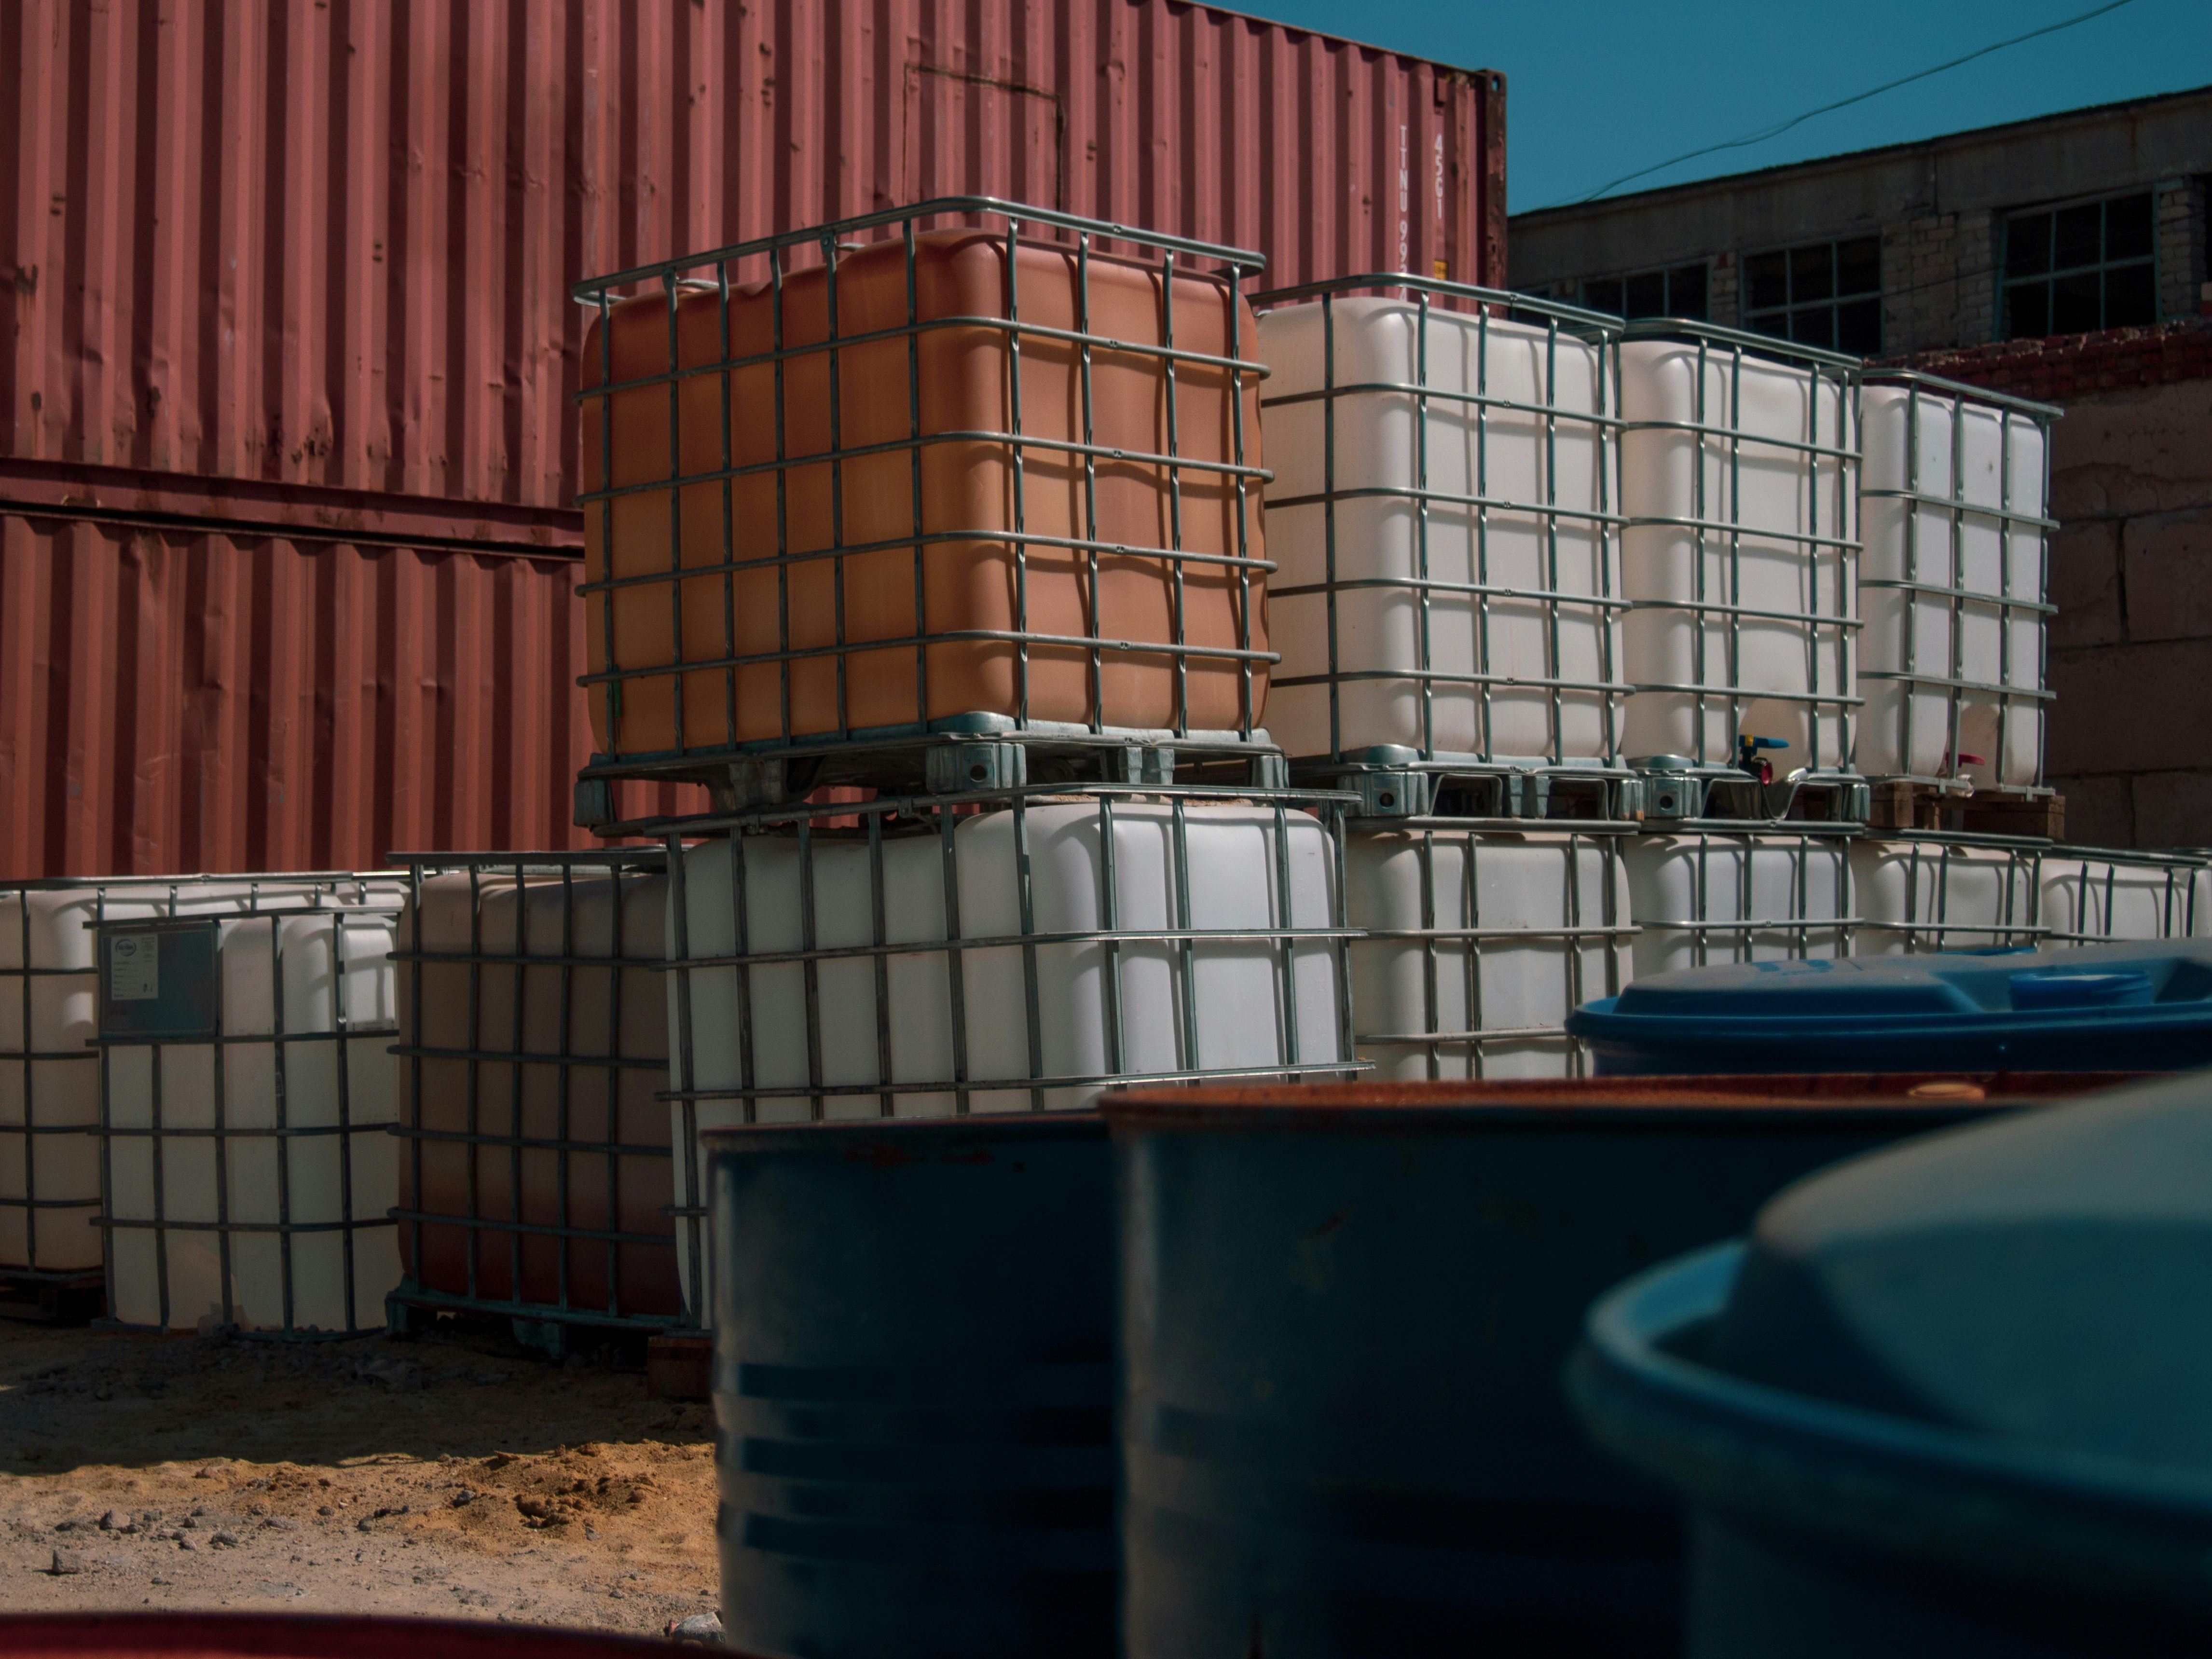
1857, 374, 2056, 791
1345, 827, 1631, 1077
665, 793, 1347, 1316
2, 877, 399, 1289
1623, 831, 1856, 978
97, 908, 403, 1335
1851, 836, 2045, 954
581, 218, 1269, 758
391, 858, 678, 1332
1256, 288, 1622, 765
2038, 847, 2212, 943
1618, 327, 1856, 772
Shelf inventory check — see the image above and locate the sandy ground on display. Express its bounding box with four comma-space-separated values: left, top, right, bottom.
0, 1293, 720, 1635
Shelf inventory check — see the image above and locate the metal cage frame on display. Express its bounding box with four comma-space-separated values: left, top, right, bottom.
572, 196, 1279, 803
661, 780, 1366, 1321
2038, 844, 2211, 946
1346, 823, 1635, 1079
1618, 317, 1865, 785
1851, 832, 2052, 953
1856, 370, 2061, 799
1629, 827, 1865, 970
91, 892, 405, 1339
384, 850, 687, 1344
1249, 272, 1634, 785
3, 874, 397, 1301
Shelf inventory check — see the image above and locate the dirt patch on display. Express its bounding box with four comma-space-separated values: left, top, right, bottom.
0, 1296, 718, 1634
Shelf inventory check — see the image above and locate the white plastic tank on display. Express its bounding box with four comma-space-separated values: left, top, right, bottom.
1851, 837, 2044, 955
1345, 828, 1631, 1078
1624, 832, 1856, 977
667, 795, 1347, 1314
100, 906, 403, 1334
1857, 376, 2053, 790
1, 876, 399, 1284
1619, 328, 1857, 771
2038, 849, 2212, 944
1257, 289, 1623, 764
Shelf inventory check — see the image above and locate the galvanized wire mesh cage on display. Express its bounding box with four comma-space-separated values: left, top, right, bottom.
1345, 824, 1634, 1079
3, 874, 399, 1303
2038, 846, 2212, 944
1856, 371, 2060, 797
1850, 834, 2049, 953
1618, 318, 1862, 783
661, 780, 1363, 1320
385, 850, 683, 1343
1250, 273, 1632, 782
573, 196, 1279, 808
91, 890, 408, 1338
1624, 829, 1862, 976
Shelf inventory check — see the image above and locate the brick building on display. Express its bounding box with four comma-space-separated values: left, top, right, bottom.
1508, 85, 2212, 849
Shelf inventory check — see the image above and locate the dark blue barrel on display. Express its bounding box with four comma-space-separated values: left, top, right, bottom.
1568, 940, 2212, 1075
1106, 1075, 2106, 1659
1570, 1073, 2212, 1659
704, 1114, 1111, 1659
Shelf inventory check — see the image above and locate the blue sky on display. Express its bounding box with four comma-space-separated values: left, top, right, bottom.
1235, 0, 2212, 215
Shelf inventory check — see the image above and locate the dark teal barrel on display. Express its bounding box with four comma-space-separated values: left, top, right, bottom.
1571, 1072, 2212, 1659
1106, 1075, 2098, 1659
704, 1114, 1111, 1659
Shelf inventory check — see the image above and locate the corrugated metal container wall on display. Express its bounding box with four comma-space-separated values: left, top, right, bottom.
0, 0, 1503, 876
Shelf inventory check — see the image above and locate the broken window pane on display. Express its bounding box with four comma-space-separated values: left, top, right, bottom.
1790, 307, 1835, 350
1669, 263, 1709, 318
1582, 276, 1625, 316
1746, 251, 1788, 311
2105, 192, 2155, 261
2006, 282, 2050, 340
2105, 261, 2156, 328
2006, 213, 2051, 279
1790, 242, 1834, 303
1624, 270, 1666, 317
2054, 202, 2102, 272
1836, 237, 1881, 297
1836, 298, 1881, 356
2050, 270, 2100, 335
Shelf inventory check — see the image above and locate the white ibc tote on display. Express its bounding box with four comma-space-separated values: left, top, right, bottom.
665, 787, 1355, 1316
1623, 831, 1856, 977
96, 903, 404, 1335
1, 875, 399, 1293
1850, 836, 2045, 955
1618, 323, 1858, 776
1344, 827, 1631, 1078
1857, 373, 2057, 793
2039, 848, 2212, 943
1255, 278, 1626, 770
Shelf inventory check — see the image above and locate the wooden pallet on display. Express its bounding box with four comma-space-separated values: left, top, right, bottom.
1868, 781, 2064, 839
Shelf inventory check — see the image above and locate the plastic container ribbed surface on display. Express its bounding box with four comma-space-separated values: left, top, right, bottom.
1857, 376, 2055, 790
391, 856, 680, 1333
97, 906, 404, 1335
1623, 832, 1856, 978
2, 877, 401, 1285
1256, 284, 1623, 765
1618, 328, 1857, 771
580, 207, 1268, 762
665, 790, 1351, 1316
1851, 836, 2046, 955
1345, 827, 1631, 1078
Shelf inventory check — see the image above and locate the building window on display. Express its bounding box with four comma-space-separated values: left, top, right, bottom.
1580, 263, 1708, 320
2003, 192, 2156, 339
1744, 236, 1881, 354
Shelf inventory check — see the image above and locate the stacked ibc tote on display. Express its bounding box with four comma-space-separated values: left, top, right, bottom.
566, 198, 1364, 1325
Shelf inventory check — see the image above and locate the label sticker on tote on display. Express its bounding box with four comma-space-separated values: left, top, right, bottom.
109, 934, 159, 1001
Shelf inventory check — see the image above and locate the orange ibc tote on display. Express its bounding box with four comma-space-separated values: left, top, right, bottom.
578, 199, 1272, 764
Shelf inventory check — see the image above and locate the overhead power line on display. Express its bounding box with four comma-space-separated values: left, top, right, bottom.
1552, 0, 2139, 209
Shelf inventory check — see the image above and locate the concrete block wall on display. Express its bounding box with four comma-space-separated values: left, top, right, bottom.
1899, 321, 2212, 848
2158, 177, 2207, 323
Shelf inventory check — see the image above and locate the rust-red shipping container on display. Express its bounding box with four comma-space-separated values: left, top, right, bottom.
0, 0, 1505, 876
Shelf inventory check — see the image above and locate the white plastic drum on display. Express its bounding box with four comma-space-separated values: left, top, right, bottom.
1851, 837, 2044, 955
2038, 850, 2212, 944
1624, 833, 1856, 978
1258, 293, 1621, 764
101, 908, 403, 1334
1619, 332, 1856, 770
1858, 378, 2052, 789
1, 876, 399, 1284
668, 797, 1348, 1316
1345, 828, 1631, 1079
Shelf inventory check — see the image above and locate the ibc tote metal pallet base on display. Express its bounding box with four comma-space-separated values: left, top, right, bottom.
384, 1281, 697, 1361
1289, 750, 1642, 826
1630, 761, 1870, 829
0, 1266, 104, 1322
576, 716, 1289, 829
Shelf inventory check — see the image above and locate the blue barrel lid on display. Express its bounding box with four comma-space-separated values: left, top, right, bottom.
1567, 940, 2212, 1073
1717, 1070, 2212, 1467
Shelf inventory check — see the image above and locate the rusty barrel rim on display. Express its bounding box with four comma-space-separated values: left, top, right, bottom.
1100, 1074, 2149, 1131
699, 1111, 1105, 1157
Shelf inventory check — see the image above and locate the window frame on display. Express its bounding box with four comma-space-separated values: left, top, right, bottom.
1574, 260, 1712, 322
1998, 186, 2161, 342
1739, 233, 1884, 356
